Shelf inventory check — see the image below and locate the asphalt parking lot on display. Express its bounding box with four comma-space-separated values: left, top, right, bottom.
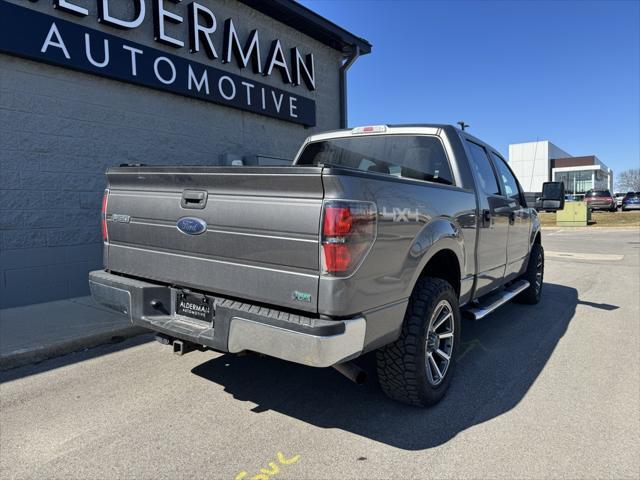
1, 228, 639, 480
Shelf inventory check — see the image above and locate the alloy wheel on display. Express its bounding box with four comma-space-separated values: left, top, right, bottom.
425, 300, 454, 386
535, 251, 544, 295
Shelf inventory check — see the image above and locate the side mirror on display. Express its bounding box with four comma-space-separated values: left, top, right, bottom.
541, 182, 565, 211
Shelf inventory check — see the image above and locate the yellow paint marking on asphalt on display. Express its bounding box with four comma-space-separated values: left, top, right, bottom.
546, 251, 624, 261
260, 463, 280, 476
276, 452, 301, 465
234, 452, 301, 480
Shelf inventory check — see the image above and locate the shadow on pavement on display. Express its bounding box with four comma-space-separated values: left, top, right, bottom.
192, 283, 578, 450
577, 300, 619, 311
0, 334, 154, 383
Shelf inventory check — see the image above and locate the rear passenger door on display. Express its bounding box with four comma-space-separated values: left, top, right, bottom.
489, 152, 531, 280
465, 140, 510, 296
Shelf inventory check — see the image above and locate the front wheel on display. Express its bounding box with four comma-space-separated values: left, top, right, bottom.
376, 277, 461, 407
515, 243, 544, 305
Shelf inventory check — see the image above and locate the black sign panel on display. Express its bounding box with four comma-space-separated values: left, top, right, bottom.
0, 1, 316, 126
176, 292, 213, 323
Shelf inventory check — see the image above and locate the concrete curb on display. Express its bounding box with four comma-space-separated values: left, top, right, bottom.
0, 325, 148, 372
542, 225, 640, 230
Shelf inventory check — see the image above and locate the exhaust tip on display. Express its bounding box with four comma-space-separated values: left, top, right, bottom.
333, 362, 367, 384
353, 370, 368, 385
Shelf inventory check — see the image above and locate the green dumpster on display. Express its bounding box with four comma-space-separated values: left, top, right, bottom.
556, 201, 591, 227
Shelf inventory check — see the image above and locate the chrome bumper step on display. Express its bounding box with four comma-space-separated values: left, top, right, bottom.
89, 270, 366, 368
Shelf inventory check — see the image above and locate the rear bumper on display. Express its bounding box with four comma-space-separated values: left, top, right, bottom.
89, 270, 366, 367
587, 203, 615, 210
622, 204, 640, 210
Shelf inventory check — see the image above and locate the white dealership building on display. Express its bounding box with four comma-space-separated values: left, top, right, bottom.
508, 140, 613, 200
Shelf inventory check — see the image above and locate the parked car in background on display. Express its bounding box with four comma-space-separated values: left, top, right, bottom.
614, 192, 626, 209
584, 190, 616, 211
621, 192, 640, 211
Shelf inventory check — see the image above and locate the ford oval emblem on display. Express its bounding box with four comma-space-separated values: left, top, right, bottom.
176, 217, 207, 235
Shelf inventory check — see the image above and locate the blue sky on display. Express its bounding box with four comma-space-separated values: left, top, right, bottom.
300, 0, 640, 177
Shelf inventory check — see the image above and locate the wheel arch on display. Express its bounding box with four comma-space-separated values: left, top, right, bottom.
418, 248, 461, 297
533, 230, 541, 245
408, 218, 465, 299
530, 213, 542, 247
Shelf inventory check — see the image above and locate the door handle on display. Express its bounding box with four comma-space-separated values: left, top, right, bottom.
482, 209, 492, 226
509, 212, 516, 225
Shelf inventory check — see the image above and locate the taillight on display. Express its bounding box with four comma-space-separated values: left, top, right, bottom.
101, 189, 109, 242
321, 200, 377, 275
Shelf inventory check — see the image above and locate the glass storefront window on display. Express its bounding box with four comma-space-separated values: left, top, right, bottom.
554, 170, 597, 194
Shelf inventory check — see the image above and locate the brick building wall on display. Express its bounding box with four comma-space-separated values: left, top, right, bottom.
0, 0, 346, 308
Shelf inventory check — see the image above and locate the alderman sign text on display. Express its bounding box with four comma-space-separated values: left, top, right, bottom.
0, 1, 317, 126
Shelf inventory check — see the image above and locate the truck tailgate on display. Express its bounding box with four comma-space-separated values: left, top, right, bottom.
104, 166, 323, 313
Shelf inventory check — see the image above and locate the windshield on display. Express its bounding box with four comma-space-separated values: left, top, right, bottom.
296, 135, 455, 186
586, 191, 610, 197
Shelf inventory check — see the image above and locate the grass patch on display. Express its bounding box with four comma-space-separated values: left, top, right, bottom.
539, 210, 640, 227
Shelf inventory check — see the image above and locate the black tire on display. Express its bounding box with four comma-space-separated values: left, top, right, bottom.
514, 243, 544, 305
376, 277, 461, 407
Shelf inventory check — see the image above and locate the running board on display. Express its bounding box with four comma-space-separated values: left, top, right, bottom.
464, 280, 530, 320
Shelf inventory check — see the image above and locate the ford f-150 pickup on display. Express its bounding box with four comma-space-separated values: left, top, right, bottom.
89, 124, 565, 406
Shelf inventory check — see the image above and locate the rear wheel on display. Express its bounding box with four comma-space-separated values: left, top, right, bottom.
376, 277, 461, 407
515, 243, 544, 305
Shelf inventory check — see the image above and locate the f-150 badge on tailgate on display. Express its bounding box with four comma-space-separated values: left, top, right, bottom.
176, 217, 207, 235
111, 214, 130, 223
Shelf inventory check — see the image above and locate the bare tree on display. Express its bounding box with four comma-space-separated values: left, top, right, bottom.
617, 168, 640, 192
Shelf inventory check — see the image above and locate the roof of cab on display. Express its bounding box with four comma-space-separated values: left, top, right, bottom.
302, 124, 460, 142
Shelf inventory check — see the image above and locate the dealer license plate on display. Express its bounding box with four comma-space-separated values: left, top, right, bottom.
176, 292, 213, 323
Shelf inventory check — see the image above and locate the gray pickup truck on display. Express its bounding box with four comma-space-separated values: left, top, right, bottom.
89, 124, 564, 406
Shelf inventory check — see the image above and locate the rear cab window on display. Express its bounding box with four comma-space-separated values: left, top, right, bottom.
296, 135, 455, 186
587, 191, 611, 197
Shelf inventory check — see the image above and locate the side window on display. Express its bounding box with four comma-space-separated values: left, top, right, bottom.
466, 141, 500, 196
491, 152, 522, 205
397, 137, 454, 185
